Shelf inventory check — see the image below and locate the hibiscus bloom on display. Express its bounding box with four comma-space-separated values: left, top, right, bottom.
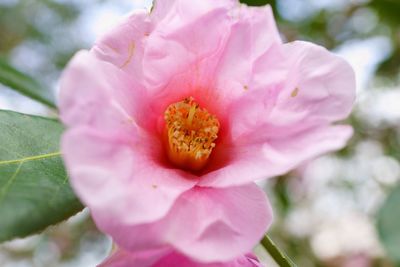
59, 0, 355, 264
99, 248, 262, 267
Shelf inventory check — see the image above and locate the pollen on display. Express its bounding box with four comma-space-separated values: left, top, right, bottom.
164, 97, 220, 172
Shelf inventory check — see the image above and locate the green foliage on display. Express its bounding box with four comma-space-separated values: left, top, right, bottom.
377, 185, 400, 264
0, 110, 83, 242
368, 0, 400, 25
0, 1, 79, 54
0, 58, 56, 108
240, 0, 271, 6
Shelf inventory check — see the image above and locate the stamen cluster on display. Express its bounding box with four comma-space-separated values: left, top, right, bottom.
164, 97, 220, 171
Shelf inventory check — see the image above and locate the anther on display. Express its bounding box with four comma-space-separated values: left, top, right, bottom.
164, 97, 220, 171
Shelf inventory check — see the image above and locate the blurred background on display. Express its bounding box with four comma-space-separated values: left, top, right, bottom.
0, 0, 400, 266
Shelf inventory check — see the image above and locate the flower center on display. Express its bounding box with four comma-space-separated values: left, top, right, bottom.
164, 97, 220, 172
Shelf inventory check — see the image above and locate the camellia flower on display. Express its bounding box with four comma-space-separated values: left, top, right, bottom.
99, 249, 262, 267
59, 0, 355, 264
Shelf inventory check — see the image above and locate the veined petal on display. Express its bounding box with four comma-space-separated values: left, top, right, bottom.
62, 128, 196, 225
200, 125, 353, 187
98, 184, 272, 263
100, 248, 262, 267
92, 10, 153, 81
59, 51, 148, 133
270, 41, 356, 128
199, 41, 355, 187
168, 184, 271, 262
152, 252, 263, 267
98, 248, 170, 267
215, 5, 282, 102
143, 0, 235, 90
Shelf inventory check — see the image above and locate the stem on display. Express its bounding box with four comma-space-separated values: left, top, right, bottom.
260, 235, 297, 267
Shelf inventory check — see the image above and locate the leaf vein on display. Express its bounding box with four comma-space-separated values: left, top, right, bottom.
0, 152, 61, 165
49, 174, 69, 208
0, 162, 24, 205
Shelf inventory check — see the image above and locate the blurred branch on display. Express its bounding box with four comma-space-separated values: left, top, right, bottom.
0, 58, 56, 108
261, 234, 297, 267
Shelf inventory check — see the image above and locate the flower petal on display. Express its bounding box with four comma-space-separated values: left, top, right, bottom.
143, 0, 235, 90
153, 252, 263, 267
140, 3, 282, 130
98, 248, 170, 267
168, 185, 271, 262
215, 5, 281, 102
200, 125, 353, 187
199, 41, 355, 187
97, 184, 272, 263
268, 41, 356, 129
100, 249, 262, 267
62, 127, 196, 225
59, 50, 148, 133
92, 10, 153, 82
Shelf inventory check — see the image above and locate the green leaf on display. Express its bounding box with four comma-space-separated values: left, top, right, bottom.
377, 185, 400, 264
0, 58, 56, 109
0, 110, 83, 242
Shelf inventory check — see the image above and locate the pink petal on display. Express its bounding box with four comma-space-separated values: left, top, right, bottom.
100, 249, 263, 267
60, 51, 196, 224
200, 125, 353, 187
240, 40, 355, 138
267, 41, 356, 131
98, 184, 272, 263
199, 40, 355, 187
226, 40, 355, 142
151, 0, 235, 22
62, 127, 196, 225
140, 3, 282, 130
215, 5, 281, 103
92, 10, 153, 82
98, 248, 171, 267
59, 50, 147, 133
153, 251, 263, 267
143, 0, 235, 90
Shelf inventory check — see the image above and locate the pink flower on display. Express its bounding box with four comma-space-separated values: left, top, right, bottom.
99, 248, 263, 267
59, 0, 355, 264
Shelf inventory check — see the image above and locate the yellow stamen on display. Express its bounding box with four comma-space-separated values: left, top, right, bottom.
187, 104, 197, 126
164, 97, 220, 171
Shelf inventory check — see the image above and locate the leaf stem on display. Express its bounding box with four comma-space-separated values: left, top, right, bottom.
260, 234, 297, 267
